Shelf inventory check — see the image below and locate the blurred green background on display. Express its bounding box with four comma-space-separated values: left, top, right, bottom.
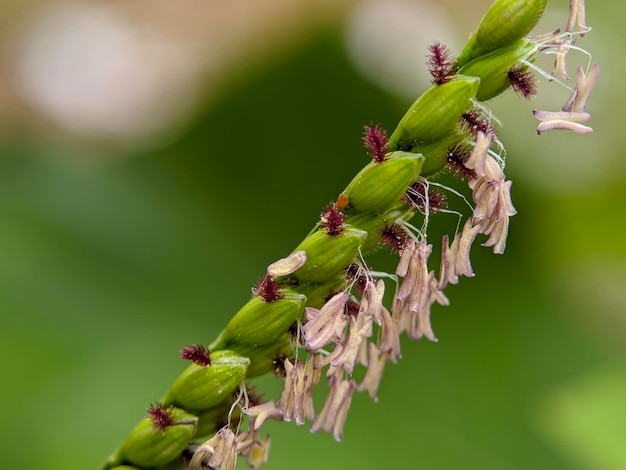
0, 0, 624, 469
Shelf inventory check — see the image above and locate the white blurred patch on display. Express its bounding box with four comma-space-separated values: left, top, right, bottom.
12, 3, 200, 142
344, 0, 459, 98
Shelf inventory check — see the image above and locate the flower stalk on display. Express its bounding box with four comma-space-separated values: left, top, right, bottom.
104, 1, 599, 468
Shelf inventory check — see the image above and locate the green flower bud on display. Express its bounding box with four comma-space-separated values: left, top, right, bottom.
224, 333, 294, 377
112, 407, 197, 469
208, 289, 309, 377
456, 0, 547, 68
411, 129, 465, 176
458, 39, 537, 101
163, 350, 249, 411
292, 226, 367, 283
214, 292, 306, 348
388, 77, 480, 152
342, 152, 423, 214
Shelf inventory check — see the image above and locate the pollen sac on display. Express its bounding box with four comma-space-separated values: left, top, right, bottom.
342, 152, 424, 214
455, 0, 547, 68
458, 39, 537, 101
388, 77, 480, 153
163, 349, 249, 411
106, 407, 197, 469
292, 226, 367, 283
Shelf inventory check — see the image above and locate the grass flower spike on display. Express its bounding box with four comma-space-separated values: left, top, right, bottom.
103, 1, 599, 468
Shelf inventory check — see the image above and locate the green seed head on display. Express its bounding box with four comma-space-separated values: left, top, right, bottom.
456, 0, 548, 68
113, 407, 197, 468
163, 350, 249, 411
215, 292, 306, 348
458, 39, 537, 101
388, 77, 480, 152
224, 333, 294, 378
411, 129, 466, 177
209, 290, 308, 377
342, 152, 424, 214
292, 226, 367, 283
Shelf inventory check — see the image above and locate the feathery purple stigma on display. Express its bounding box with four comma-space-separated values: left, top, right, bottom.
445, 145, 476, 181
362, 124, 389, 162
381, 222, 410, 255
461, 111, 495, 137
180, 344, 212, 366
272, 356, 287, 380
507, 66, 537, 99
426, 42, 455, 85
346, 263, 368, 295
320, 203, 346, 236
405, 182, 447, 213
147, 402, 175, 433
254, 274, 284, 303
346, 300, 361, 317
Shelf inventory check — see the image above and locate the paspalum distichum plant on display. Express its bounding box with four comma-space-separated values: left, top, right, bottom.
104, 0, 598, 468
